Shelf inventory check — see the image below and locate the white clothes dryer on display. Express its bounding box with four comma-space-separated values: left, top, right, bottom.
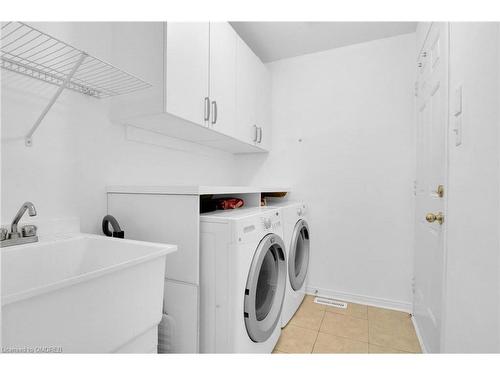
268, 201, 310, 327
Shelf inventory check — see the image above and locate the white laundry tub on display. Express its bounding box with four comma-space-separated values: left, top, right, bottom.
1, 234, 176, 353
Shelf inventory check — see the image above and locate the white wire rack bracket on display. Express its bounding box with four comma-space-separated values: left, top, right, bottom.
1, 22, 152, 147
24, 52, 87, 146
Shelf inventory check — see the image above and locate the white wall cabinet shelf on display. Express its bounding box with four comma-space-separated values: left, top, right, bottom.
110, 22, 271, 154
1, 22, 151, 146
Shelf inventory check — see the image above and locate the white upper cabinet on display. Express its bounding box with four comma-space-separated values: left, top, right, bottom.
235, 36, 259, 144
166, 22, 210, 126
208, 22, 237, 137
256, 63, 272, 150
235, 36, 271, 150
109, 22, 165, 120
110, 22, 270, 154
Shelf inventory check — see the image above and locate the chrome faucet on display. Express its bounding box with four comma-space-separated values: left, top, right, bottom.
9, 201, 37, 239
0, 201, 39, 247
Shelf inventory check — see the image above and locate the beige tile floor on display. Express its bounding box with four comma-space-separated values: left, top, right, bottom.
273, 296, 421, 354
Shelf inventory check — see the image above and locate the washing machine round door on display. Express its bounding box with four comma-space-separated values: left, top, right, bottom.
289, 219, 310, 291
244, 233, 286, 343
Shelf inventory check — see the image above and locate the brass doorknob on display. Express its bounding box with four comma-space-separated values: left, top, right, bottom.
426, 212, 444, 225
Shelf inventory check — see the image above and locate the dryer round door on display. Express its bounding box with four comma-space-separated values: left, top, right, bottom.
244, 233, 286, 343
289, 219, 310, 291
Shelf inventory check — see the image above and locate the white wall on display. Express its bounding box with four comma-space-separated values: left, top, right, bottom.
1, 22, 238, 234
236, 33, 417, 309
443, 22, 500, 353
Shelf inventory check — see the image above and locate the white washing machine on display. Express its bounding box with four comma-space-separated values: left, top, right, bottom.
199, 207, 287, 353
268, 201, 310, 327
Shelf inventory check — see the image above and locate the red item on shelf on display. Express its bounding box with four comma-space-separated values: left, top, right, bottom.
216, 198, 244, 210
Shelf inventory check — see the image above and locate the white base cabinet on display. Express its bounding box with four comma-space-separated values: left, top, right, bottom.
107, 192, 200, 353
110, 22, 271, 153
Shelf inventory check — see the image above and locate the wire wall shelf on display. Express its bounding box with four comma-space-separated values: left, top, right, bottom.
1, 22, 151, 98
1, 22, 152, 146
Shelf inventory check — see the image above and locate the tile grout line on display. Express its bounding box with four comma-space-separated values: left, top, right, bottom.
324, 305, 371, 353
317, 331, 370, 350
367, 310, 371, 353
310, 309, 326, 353
324, 309, 368, 321
366, 313, 420, 353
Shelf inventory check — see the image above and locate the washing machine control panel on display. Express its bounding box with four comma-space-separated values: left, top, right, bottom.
262, 217, 272, 229
260, 211, 281, 232
297, 204, 307, 217
237, 210, 282, 243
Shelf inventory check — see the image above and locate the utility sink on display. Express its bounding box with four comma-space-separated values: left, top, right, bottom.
1, 233, 176, 353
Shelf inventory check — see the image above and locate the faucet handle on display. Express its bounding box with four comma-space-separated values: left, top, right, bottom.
0, 227, 7, 241
22, 224, 37, 238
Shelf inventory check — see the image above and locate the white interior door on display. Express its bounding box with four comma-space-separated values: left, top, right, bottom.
209, 22, 237, 136
166, 22, 210, 126
413, 22, 449, 353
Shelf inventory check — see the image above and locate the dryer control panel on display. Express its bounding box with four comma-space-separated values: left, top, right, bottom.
297, 204, 307, 217
236, 209, 283, 244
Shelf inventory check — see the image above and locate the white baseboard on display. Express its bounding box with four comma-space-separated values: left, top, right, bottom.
305, 286, 413, 313
411, 315, 428, 353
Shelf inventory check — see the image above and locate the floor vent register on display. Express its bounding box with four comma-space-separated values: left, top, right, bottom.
314, 297, 348, 309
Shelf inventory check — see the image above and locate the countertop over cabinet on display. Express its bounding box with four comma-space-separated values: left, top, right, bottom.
106, 185, 290, 195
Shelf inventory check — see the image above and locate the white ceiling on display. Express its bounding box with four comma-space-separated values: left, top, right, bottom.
230, 22, 417, 63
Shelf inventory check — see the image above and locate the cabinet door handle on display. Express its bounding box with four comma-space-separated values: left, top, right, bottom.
258, 127, 263, 143
211, 100, 218, 125
253, 125, 258, 142
204, 97, 210, 122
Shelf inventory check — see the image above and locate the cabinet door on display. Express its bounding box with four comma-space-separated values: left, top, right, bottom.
235, 35, 261, 144
110, 22, 164, 121
107, 193, 200, 285
166, 22, 210, 126
209, 22, 237, 137
256, 63, 272, 150
163, 280, 199, 353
